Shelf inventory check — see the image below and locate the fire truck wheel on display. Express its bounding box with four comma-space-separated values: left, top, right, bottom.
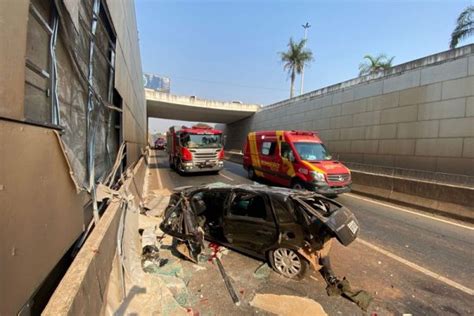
177, 160, 185, 175
247, 167, 256, 180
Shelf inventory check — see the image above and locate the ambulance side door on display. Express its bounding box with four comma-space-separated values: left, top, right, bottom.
278, 141, 296, 186
259, 138, 282, 184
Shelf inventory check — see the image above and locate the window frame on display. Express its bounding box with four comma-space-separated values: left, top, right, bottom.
226, 190, 271, 222
261, 141, 276, 156
24, 0, 61, 127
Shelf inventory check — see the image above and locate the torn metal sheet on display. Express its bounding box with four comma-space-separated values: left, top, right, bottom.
298, 239, 333, 271
95, 183, 120, 202
53, 130, 83, 193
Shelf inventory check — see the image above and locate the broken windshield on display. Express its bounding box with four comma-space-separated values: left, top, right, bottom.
293, 142, 332, 161
181, 134, 222, 148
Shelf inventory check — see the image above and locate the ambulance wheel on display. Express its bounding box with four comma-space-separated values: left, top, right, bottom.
291, 180, 305, 190
247, 167, 256, 180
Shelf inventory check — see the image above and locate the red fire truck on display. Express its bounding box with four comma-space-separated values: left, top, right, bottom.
243, 130, 352, 197
167, 124, 225, 174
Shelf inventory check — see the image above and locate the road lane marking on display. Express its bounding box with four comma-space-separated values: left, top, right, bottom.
152, 152, 163, 189
357, 238, 474, 296
345, 193, 474, 231
219, 173, 234, 181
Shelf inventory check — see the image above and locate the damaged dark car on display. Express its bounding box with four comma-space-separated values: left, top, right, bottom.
160, 183, 359, 280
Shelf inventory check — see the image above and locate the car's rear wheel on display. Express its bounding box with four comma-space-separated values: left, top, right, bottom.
269, 248, 307, 279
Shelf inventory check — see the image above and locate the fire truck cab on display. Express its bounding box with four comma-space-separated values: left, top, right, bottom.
167, 124, 225, 174
243, 130, 352, 196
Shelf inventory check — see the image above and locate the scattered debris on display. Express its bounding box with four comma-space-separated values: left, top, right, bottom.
320, 255, 373, 311
250, 293, 327, 316
326, 278, 373, 311
214, 257, 240, 306
175, 240, 200, 263
253, 263, 272, 279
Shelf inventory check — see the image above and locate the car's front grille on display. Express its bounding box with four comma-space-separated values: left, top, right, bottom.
327, 173, 350, 183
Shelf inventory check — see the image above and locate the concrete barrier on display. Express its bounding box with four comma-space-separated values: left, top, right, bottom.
350, 171, 474, 222
42, 156, 147, 315
224, 153, 474, 222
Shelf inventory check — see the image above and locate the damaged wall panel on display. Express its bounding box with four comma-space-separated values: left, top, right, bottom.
0, 0, 146, 313
0, 121, 86, 315
0, 0, 29, 119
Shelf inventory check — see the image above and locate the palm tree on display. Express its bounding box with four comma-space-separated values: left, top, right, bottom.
358, 54, 395, 76
280, 38, 313, 98
450, 6, 473, 49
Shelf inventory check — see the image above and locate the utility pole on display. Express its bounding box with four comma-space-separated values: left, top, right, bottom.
300, 22, 311, 95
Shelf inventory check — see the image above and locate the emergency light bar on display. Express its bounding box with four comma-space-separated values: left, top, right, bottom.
290, 130, 318, 136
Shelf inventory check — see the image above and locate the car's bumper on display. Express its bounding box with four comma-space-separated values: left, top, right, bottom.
309, 182, 352, 195
179, 161, 224, 173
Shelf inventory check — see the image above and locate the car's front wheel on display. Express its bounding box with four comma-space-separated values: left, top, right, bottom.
269, 248, 307, 279
291, 179, 305, 190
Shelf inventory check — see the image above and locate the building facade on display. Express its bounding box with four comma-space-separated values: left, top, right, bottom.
0, 0, 146, 313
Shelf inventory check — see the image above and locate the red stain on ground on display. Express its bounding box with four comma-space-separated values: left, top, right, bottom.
208, 242, 221, 261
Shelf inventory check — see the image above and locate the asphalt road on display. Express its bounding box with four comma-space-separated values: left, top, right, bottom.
150, 150, 474, 315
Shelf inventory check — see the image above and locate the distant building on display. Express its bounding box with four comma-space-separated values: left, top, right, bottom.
143, 73, 171, 93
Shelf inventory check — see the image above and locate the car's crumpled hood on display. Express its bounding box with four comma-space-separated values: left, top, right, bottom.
291, 196, 359, 246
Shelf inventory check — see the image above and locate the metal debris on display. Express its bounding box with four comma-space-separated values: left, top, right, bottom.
214, 257, 240, 306
253, 263, 272, 279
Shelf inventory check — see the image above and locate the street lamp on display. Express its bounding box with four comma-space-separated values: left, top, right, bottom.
300, 22, 311, 95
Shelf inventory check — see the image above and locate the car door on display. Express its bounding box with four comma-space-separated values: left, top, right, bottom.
223, 190, 278, 256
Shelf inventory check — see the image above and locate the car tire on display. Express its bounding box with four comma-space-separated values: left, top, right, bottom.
269, 248, 308, 280
291, 179, 305, 190
324, 193, 338, 199
247, 167, 256, 180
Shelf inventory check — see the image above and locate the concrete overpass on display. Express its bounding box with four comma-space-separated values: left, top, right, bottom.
146, 88, 260, 123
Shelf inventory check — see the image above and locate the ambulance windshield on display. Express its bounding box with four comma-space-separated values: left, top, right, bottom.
181, 133, 222, 148
294, 142, 332, 161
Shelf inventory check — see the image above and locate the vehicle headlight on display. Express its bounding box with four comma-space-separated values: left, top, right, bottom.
310, 171, 326, 182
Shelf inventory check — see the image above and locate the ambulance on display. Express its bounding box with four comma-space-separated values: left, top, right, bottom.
243, 130, 351, 196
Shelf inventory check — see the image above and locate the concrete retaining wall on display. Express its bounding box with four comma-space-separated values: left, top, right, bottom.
42, 156, 146, 315
221, 44, 474, 185
224, 152, 474, 222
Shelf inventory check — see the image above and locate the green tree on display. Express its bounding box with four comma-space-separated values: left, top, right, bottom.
450, 6, 473, 49
358, 54, 395, 76
279, 38, 314, 98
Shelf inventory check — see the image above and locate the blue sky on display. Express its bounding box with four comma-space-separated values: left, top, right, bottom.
137, 0, 473, 132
